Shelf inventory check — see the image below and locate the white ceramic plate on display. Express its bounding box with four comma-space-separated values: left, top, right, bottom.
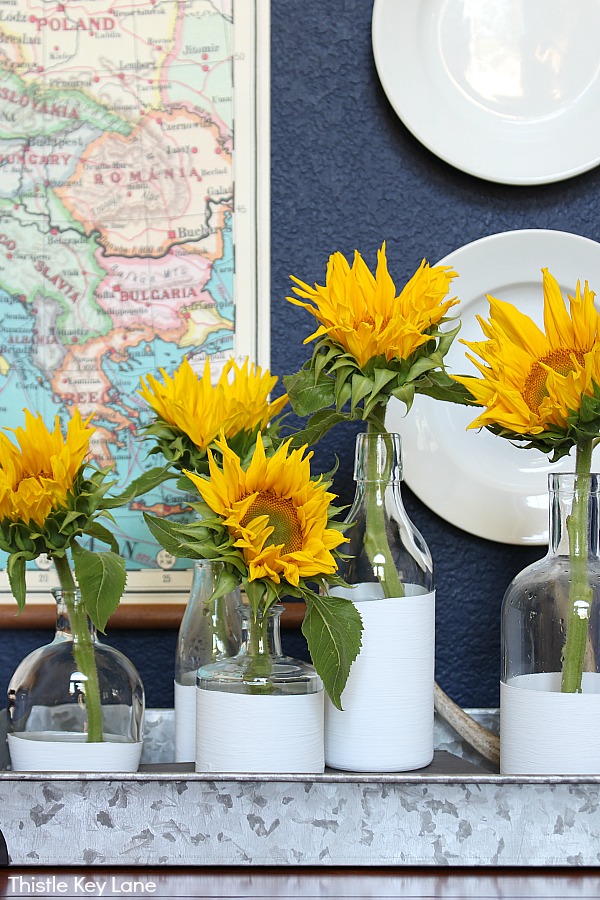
372, 0, 600, 185
386, 230, 600, 545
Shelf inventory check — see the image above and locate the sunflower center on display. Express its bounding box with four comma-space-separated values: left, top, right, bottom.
241, 492, 303, 553
522, 348, 585, 412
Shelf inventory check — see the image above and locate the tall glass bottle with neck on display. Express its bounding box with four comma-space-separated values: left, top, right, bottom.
325, 430, 435, 772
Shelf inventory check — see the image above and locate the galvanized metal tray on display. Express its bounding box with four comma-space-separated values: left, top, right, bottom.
0, 709, 597, 867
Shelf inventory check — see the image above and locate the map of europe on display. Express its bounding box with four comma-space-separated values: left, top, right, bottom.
0, 0, 238, 573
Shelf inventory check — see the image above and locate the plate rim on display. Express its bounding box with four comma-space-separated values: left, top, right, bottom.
386, 228, 600, 545
372, 0, 600, 185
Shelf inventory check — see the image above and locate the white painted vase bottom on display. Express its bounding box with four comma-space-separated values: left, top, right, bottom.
174, 680, 196, 762
7, 732, 143, 772
501, 672, 600, 774
196, 688, 324, 774
325, 586, 435, 772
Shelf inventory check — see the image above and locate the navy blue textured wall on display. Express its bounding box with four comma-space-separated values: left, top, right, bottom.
269, 0, 600, 708
1, 1, 600, 711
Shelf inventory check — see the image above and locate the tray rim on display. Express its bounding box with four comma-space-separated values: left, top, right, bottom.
1, 770, 599, 785
6, 706, 592, 786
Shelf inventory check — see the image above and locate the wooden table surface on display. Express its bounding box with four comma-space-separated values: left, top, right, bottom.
1, 867, 600, 899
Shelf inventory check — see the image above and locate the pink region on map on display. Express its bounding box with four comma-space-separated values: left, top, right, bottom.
94, 250, 215, 335
55, 109, 231, 257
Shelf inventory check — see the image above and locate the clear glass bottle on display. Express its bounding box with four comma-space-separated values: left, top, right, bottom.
6, 589, 145, 772
325, 430, 435, 772
174, 559, 242, 761
196, 604, 324, 773
342, 431, 433, 594
501, 472, 600, 774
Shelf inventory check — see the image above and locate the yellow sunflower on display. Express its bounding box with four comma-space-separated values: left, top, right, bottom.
185, 433, 347, 587
0, 410, 93, 526
139, 357, 288, 450
288, 241, 458, 369
453, 269, 600, 435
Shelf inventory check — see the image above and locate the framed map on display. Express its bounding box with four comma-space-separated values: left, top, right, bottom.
0, 0, 270, 613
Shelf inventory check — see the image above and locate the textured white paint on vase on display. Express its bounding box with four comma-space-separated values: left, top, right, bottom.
174, 680, 196, 762
7, 732, 143, 772
196, 689, 324, 773
325, 586, 435, 772
501, 672, 600, 774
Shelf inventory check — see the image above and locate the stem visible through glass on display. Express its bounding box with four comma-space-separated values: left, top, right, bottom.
365, 405, 404, 599
367, 406, 499, 762
53, 554, 104, 741
561, 438, 594, 693
243, 606, 273, 694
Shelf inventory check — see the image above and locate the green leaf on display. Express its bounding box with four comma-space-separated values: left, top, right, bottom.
288, 408, 360, 448
102, 466, 176, 509
57, 510, 86, 533
416, 370, 478, 406
328, 355, 357, 375
405, 354, 441, 383
7, 552, 28, 612
284, 365, 336, 417
389, 382, 416, 414
143, 512, 237, 563
436, 321, 461, 358
72, 542, 126, 632
314, 345, 336, 381
211, 568, 242, 602
83, 521, 120, 553
483, 419, 577, 462
334, 376, 353, 412
301, 592, 363, 710
143, 513, 194, 557
350, 374, 374, 413
370, 367, 399, 398
241, 578, 281, 617
11, 524, 37, 553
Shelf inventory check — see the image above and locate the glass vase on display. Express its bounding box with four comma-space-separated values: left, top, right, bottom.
174, 559, 242, 761
6, 589, 145, 772
501, 472, 600, 774
325, 431, 435, 772
196, 604, 324, 773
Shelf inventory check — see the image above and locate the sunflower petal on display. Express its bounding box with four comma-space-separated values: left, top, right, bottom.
140, 356, 287, 453
452, 270, 600, 438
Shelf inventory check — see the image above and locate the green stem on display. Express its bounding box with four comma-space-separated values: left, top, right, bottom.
364, 406, 404, 599
207, 593, 234, 658
53, 555, 104, 742
561, 438, 594, 693
243, 607, 273, 694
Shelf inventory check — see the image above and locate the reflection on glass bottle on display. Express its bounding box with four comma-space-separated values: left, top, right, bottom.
501, 472, 600, 774
174, 560, 241, 761
325, 431, 435, 772
7, 588, 145, 772
196, 603, 324, 773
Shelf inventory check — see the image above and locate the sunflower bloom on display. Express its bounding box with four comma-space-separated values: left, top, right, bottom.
453, 269, 600, 436
185, 433, 347, 586
139, 357, 288, 451
288, 242, 458, 369
0, 410, 93, 526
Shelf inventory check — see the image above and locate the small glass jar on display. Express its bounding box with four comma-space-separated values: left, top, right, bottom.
325, 431, 435, 772
7, 589, 145, 772
196, 604, 324, 773
174, 559, 242, 761
501, 472, 600, 774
